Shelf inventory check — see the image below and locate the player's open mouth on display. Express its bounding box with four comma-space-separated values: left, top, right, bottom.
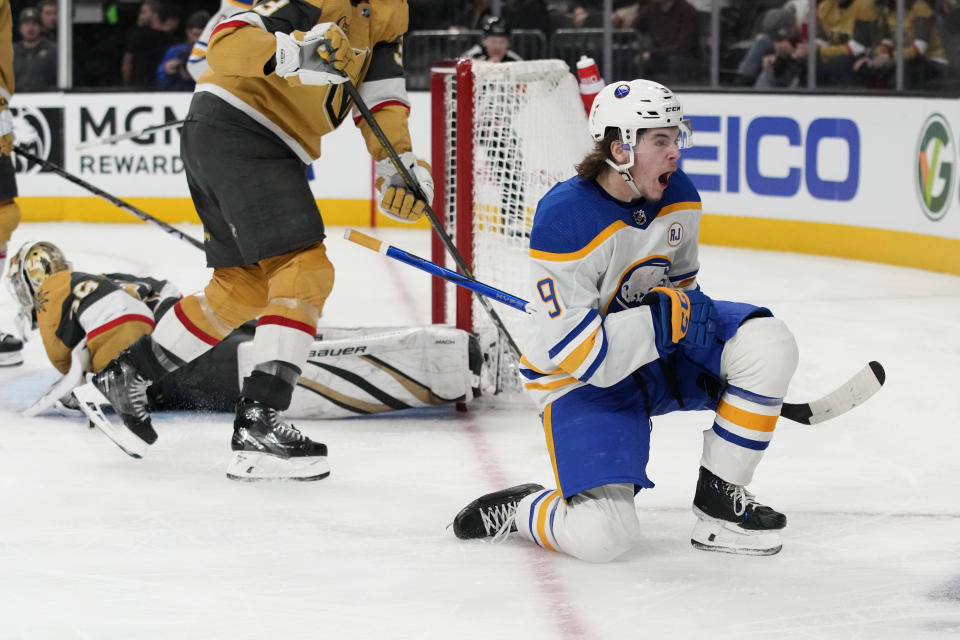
658, 172, 671, 186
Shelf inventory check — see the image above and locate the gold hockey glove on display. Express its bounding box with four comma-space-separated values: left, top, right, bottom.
375, 153, 434, 222
0, 96, 13, 156
274, 23, 360, 87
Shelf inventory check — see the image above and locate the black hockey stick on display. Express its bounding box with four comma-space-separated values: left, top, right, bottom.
346, 229, 887, 425
339, 79, 523, 360
75, 119, 186, 150
13, 145, 204, 251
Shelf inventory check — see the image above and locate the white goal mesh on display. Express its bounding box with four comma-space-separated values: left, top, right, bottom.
431, 59, 593, 394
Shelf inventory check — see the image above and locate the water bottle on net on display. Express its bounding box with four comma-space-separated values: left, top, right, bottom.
576, 55, 605, 114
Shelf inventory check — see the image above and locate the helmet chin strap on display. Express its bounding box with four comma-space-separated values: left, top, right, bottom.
604, 156, 644, 199
618, 170, 644, 198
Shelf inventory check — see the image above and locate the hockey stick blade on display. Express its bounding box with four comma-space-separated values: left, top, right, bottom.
780, 361, 885, 425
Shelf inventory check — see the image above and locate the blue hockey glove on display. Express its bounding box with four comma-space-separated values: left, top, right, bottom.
641, 286, 717, 355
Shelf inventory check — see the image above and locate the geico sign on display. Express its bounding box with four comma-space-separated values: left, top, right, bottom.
680, 115, 860, 201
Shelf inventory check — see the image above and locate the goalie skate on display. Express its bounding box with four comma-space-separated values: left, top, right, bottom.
72, 382, 149, 459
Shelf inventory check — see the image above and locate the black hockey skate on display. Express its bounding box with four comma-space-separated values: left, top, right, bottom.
0, 331, 23, 367
691, 466, 786, 556
453, 483, 545, 540
226, 398, 330, 482
73, 354, 157, 459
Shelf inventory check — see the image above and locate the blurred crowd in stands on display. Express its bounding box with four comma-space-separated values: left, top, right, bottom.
9, 0, 218, 90
420, 0, 960, 90
6, 0, 960, 93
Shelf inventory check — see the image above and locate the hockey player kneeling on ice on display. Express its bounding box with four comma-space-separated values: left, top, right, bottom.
451, 79, 799, 559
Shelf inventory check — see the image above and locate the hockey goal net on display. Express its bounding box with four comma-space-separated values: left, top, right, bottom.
430, 58, 592, 394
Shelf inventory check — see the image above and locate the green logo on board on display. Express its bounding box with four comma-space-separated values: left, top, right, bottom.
916, 113, 954, 221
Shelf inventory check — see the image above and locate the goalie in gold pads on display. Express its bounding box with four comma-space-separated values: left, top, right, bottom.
72, 0, 434, 480
6, 240, 183, 417
7, 241, 478, 421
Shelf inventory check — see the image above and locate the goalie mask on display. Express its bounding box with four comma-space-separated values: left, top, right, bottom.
588, 79, 693, 179
5, 240, 72, 331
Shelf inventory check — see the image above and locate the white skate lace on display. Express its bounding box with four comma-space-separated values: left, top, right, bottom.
265, 411, 306, 443
726, 484, 760, 517
480, 502, 518, 543
129, 375, 151, 420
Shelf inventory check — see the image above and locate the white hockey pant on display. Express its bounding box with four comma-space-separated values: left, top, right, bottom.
702, 316, 799, 486
515, 483, 641, 563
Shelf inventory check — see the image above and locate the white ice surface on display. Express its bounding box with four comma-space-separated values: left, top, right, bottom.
0, 222, 958, 640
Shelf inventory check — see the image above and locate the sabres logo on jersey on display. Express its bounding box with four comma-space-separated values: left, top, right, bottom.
607, 257, 672, 314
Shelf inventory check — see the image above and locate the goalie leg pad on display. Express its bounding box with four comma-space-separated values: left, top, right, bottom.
690, 508, 783, 556
225, 450, 330, 482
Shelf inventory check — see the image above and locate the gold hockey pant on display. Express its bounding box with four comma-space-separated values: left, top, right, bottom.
151, 242, 334, 407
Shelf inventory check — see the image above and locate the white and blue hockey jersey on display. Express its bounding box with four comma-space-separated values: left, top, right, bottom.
520, 169, 702, 409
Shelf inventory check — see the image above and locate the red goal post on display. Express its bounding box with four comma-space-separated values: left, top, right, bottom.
429, 58, 592, 392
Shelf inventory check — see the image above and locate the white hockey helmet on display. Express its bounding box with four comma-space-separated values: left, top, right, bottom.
5, 240, 71, 330
587, 79, 692, 150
